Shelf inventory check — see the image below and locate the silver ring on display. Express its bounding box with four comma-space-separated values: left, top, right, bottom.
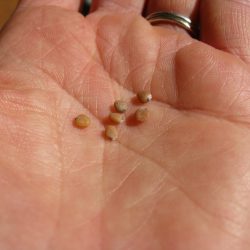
146, 12, 197, 37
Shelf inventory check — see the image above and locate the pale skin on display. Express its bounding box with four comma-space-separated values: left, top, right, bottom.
0, 0, 250, 249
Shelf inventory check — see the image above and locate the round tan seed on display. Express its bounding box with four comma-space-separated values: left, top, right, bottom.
109, 112, 125, 124
137, 91, 152, 103
135, 108, 149, 122
105, 125, 118, 141
74, 114, 90, 128
114, 100, 128, 113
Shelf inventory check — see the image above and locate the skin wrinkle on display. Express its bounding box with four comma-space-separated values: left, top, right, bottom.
188, 168, 250, 242
108, 48, 119, 109
1, 10, 85, 63
119, 185, 189, 250
94, 23, 248, 134
67, 26, 97, 61
176, 45, 214, 89
126, 174, 167, 209
38, 65, 104, 126
2, 92, 67, 249
69, 61, 96, 99
2, 5, 250, 248
146, 36, 161, 93
95, 16, 128, 50
209, 5, 250, 65
0, 55, 50, 90
54, 105, 104, 249
69, 160, 103, 174
0, 91, 54, 115
231, 167, 250, 191
153, 103, 171, 129
114, 114, 250, 245
103, 148, 168, 208
218, 71, 237, 97
74, 17, 126, 101
172, 38, 179, 102
0, 116, 57, 148
118, 201, 157, 250
0, 30, 33, 63
198, 58, 216, 83
189, 122, 244, 163
0, 114, 63, 181
178, 105, 250, 129
139, 111, 180, 152
161, 122, 208, 170
122, 61, 155, 92
38, 6, 44, 72
0, 68, 102, 250
214, 186, 250, 223
17, 1, 71, 11
124, 23, 155, 92
226, 73, 246, 112
34, 15, 84, 31
34, 36, 67, 64
230, 0, 250, 8
0, 93, 61, 146
98, 0, 143, 13
1, 114, 19, 150
46, 108, 65, 250
95, 15, 140, 94
3, 36, 250, 132
11, 11, 248, 131
66, 56, 94, 85
105, 161, 141, 200
177, 184, 250, 245
0, 69, 57, 91
0, 45, 31, 69
168, 38, 199, 103
93, 16, 122, 243
44, 98, 103, 249
116, 139, 179, 188
3, 49, 250, 155
0, 142, 32, 175
95, 14, 137, 67
96, 19, 188, 103
224, 9, 250, 53
96, 32, 117, 74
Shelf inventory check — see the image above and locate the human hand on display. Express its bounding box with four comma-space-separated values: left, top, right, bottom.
0, 0, 250, 249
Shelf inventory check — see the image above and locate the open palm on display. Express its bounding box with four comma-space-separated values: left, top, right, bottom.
1, 0, 250, 249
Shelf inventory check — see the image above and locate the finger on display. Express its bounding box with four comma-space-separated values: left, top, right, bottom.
17, 0, 83, 11
175, 41, 250, 124
91, 0, 145, 14
145, 0, 200, 35
201, 0, 250, 64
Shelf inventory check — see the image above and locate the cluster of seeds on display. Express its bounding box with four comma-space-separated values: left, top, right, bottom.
105, 100, 127, 141
74, 91, 152, 141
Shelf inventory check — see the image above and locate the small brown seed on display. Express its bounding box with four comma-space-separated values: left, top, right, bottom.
105, 125, 118, 141
109, 112, 125, 124
74, 114, 90, 128
135, 108, 149, 122
114, 100, 128, 113
137, 91, 152, 103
